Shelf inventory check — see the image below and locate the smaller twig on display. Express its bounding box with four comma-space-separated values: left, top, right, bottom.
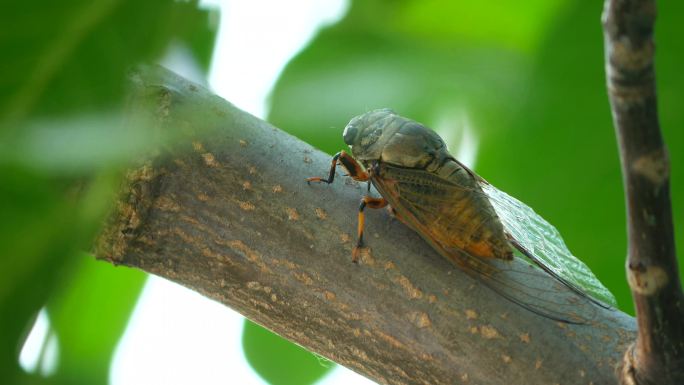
602, 1, 684, 384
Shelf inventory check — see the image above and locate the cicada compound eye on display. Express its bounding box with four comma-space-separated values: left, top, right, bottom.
343, 124, 357, 146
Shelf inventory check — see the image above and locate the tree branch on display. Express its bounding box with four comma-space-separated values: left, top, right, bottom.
602, 1, 684, 384
96, 65, 636, 385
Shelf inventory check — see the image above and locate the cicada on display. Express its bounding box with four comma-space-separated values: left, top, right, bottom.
307, 109, 615, 323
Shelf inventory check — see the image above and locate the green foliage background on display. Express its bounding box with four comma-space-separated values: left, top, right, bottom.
1, 1, 682, 385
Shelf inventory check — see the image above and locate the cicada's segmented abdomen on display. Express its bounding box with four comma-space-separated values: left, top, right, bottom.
433, 159, 513, 260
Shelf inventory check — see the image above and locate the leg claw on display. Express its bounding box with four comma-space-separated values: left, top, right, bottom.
352, 247, 361, 264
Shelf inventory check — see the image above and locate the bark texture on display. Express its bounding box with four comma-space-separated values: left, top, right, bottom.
96, 65, 637, 385
602, 1, 684, 384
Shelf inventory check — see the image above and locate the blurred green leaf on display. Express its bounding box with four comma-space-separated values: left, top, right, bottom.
0, 166, 81, 383
46, 253, 146, 385
0, 115, 156, 175
266, 0, 575, 154
242, 320, 333, 385
359, 0, 568, 52
0, 1, 218, 384
0, 0, 213, 121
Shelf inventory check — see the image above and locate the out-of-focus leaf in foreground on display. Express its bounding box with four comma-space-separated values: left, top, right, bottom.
0, 0, 214, 121
0, 1, 217, 384
0, 168, 81, 382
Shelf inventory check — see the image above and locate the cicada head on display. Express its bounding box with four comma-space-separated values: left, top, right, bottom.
343, 108, 398, 162
343, 109, 447, 169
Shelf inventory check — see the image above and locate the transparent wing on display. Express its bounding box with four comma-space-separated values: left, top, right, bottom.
441, 245, 599, 323
373, 163, 612, 323
479, 182, 617, 307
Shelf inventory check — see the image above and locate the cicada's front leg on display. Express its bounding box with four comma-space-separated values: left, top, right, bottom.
307, 152, 387, 263
306, 150, 369, 184
353, 196, 388, 263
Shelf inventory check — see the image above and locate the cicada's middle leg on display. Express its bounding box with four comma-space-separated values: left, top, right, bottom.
353, 196, 388, 263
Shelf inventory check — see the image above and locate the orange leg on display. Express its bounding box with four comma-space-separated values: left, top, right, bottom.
352, 196, 388, 263
307, 151, 383, 262
306, 150, 369, 184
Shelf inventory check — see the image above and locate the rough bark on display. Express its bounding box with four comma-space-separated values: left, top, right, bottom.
602, 1, 684, 384
95, 65, 636, 385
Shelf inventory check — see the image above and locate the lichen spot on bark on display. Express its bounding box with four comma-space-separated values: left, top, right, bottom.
339, 233, 351, 244
324, 291, 336, 301
227, 240, 272, 272
408, 311, 431, 329
238, 200, 255, 211
632, 148, 669, 185
315, 208, 327, 219
628, 263, 668, 295
358, 248, 375, 266
374, 330, 406, 350
286, 207, 299, 221
201, 153, 220, 167
395, 275, 423, 299
293, 271, 314, 285
519, 333, 531, 343
479, 325, 501, 339
465, 309, 478, 320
